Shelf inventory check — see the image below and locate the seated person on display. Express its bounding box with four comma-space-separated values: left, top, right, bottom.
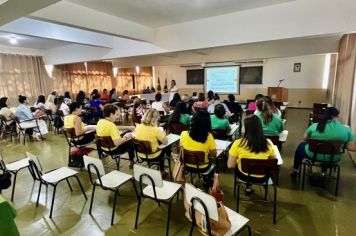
192, 93, 209, 112
248, 94, 264, 113
0, 96, 16, 127
228, 115, 276, 194
122, 90, 131, 103
207, 93, 231, 116
225, 94, 243, 115
255, 97, 284, 136
57, 96, 70, 116
134, 108, 169, 175
291, 107, 356, 178
262, 96, 281, 117
100, 89, 110, 101
64, 102, 96, 145
64, 91, 72, 105
206, 90, 215, 105
132, 98, 145, 123
45, 93, 57, 113
96, 104, 135, 168
16, 95, 48, 140
151, 93, 169, 114
169, 93, 182, 109
180, 110, 217, 185
110, 88, 118, 101
210, 104, 230, 132
34, 95, 46, 111
169, 101, 191, 126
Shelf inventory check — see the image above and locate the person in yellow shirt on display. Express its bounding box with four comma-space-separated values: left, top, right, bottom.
228, 115, 276, 194
64, 102, 96, 145
96, 104, 135, 168
134, 108, 169, 175
180, 110, 217, 186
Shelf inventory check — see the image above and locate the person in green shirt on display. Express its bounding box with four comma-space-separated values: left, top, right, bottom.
291, 107, 356, 178
169, 101, 191, 126
255, 97, 284, 136
210, 104, 230, 132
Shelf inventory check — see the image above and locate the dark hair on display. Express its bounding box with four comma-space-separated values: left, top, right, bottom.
213, 93, 220, 101
51, 91, 57, 96
198, 93, 205, 101
76, 91, 85, 104
18, 95, 27, 104
64, 91, 71, 99
172, 93, 181, 103
239, 115, 268, 153
0, 97, 8, 109
103, 104, 119, 118
56, 96, 65, 110
170, 102, 187, 123
189, 110, 212, 143
90, 89, 98, 96
207, 90, 214, 101
103, 89, 107, 93
214, 104, 226, 119
228, 94, 235, 102
255, 94, 264, 100
155, 93, 162, 102
69, 102, 81, 114
264, 96, 278, 114
109, 88, 116, 98
317, 107, 339, 133
256, 97, 273, 124
37, 95, 45, 104
123, 90, 129, 95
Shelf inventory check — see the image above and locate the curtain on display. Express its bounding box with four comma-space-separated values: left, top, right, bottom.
0, 53, 52, 105
333, 34, 356, 124
116, 66, 152, 95
326, 54, 338, 102
52, 61, 114, 97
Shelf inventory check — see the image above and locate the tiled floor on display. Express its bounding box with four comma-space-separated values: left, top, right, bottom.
1, 109, 356, 236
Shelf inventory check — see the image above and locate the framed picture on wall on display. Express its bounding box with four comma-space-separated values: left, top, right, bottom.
294, 63, 301, 72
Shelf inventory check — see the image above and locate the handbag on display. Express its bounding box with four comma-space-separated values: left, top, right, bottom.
0, 170, 11, 190
208, 173, 224, 203
68, 154, 84, 168
173, 147, 185, 183
184, 189, 231, 236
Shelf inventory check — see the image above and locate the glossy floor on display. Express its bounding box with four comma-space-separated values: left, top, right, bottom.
1, 109, 355, 236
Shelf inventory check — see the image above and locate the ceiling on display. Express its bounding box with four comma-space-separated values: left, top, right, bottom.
0, 31, 71, 49
66, 0, 294, 27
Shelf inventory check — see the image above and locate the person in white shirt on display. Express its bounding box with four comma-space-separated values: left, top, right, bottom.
57, 95, 70, 116
169, 79, 178, 102
0, 97, 16, 126
151, 93, 169, 114
45, 93, 57, 113
207, 93, 231, 116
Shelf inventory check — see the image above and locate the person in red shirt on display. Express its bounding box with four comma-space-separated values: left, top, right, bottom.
100, 89, 110, 101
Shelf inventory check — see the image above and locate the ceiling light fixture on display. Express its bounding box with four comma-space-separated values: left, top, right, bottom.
9, 36, 18, 45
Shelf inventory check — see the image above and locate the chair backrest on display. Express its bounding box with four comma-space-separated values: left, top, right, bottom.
211, 129, 228, 140
307, 139, 344, 160
0, 153, 6, 171
27, 152, 43, 181
63, 128, 76, 138
312, 103, 327, 115
132, 138, 154, 155
185, 183, 219, 221
168, 122, 187, 135
182, 149, 207, 168
26, 152, 42, 171
83, 155, 105, 176
134, 164, 163, 188
96, 136, 116, 150
240, 158, 278, 176
265, 136, 280, 145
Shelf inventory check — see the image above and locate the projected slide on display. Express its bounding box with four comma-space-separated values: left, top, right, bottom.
205, 66, 240, 94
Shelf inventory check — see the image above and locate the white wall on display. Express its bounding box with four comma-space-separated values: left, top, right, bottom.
155, 54, 327, 90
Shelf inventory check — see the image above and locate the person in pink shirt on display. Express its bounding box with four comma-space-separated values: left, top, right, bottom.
100, 89, 110, 101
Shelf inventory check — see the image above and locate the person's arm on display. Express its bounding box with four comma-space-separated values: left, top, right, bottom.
162, 102, 169, 113
74, 116, 84, 136
227, 154, 237, 168
117, 125, 135, 131
112, 133, 131, 146
156, 127, 168, 145
23, 106, 34, 120
208, 134, 217, 159
346, 141, 356, 151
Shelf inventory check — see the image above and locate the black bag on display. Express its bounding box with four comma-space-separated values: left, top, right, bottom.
68, 154, 84, 168
54, 114, 64, 129
0, 171, 11, 190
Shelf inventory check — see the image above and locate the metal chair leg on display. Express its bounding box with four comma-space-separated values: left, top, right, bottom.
166, 200, 173, 236
66, 179, 73, 191
273, 185, 277, 224
36, 182, 42, 207
302, 163, 307, 190
264, 185, 268, 201
11, 172, 18, 201
89, 185, 96, 215
111, 190, 118, 225
49, 185, 57, 218
131, 180, 139, 201
236, 183, 240, 212
335, 165, 340, 196
233, 171, 237, 197
134, 195, 141, 229
74, 176, 87, 200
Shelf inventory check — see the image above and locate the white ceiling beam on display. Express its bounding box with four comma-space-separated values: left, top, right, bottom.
0, 18, 114, 48
0, 0, 60, 26
30, 1, 155, 43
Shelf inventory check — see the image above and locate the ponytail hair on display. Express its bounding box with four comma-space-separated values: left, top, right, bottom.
256, 97, 273, 124
316, 107, 339, 133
